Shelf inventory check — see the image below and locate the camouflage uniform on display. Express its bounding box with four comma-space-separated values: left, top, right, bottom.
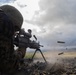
0, 9, 22, 74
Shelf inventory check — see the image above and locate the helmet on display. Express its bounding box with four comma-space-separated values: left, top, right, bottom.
0, 5, 23, 31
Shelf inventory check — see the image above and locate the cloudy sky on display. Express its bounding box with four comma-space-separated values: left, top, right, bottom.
1, 0, 76, 50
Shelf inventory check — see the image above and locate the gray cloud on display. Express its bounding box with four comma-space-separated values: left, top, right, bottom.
0, 0, 15, 3
25, 0, 76, 28
28, 0, 76, 48
36, 0, 76, 25
17, 3, 27, 8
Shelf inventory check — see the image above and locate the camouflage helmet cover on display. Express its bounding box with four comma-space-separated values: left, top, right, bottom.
0, 5, 23, 31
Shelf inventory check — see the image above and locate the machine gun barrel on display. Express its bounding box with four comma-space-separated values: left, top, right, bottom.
39, 45, 43, 47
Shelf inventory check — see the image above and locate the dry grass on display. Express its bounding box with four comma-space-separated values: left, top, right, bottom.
34, 50, 76, 61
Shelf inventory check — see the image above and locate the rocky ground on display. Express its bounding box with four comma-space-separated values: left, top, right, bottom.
1, 51, 76, 75
13, 57, 76, 75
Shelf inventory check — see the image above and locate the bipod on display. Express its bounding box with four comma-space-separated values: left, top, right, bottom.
31, 49, 47, 63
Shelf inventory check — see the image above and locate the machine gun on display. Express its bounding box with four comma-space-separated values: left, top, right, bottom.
30, 35, 47, 63
13, 31, 47, 63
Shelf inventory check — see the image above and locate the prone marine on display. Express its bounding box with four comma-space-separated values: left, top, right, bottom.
0, 5, 25, 74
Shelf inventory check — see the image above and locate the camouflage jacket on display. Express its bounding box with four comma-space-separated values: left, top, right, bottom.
0, 10, 18, 74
